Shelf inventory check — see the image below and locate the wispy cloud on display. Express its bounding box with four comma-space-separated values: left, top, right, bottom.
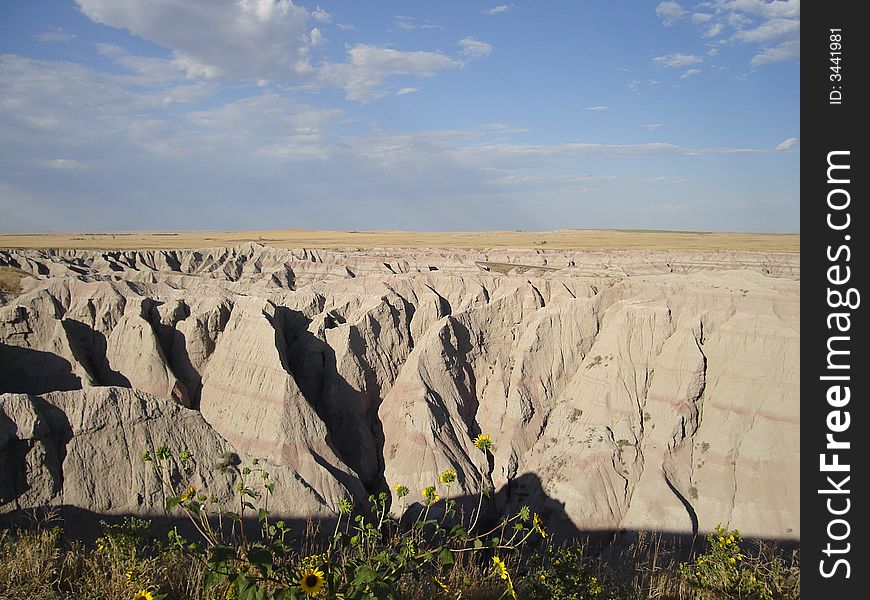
653, 53, 703, 68
483, 5, 512, 15
586, 105, 609, 111
751, 40, 800, 66
458, 37, 493, 60
775, 137, 798, 151
654, 0, 800, 68
319, 44, 458, 102
656, 2, 685, 26
645, 123, 664, 130
394, 15, 440, 31
681, 68, 701, 78
312, 6, 332, 23
35, 27, 76, 43
704, 22, 724, 38
396, 87, 419, 96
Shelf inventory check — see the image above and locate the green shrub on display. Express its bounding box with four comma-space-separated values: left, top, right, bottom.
144, 438, 540, 600
523, 546, 615, 600
679, 525, 798, 600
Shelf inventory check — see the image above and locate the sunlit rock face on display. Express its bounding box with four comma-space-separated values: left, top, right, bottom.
1, 245, 799, 540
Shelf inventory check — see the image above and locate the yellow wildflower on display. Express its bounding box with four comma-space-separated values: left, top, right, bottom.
422, 486, 440, 505
492, 556, 508, 580
473, 434, 494, 453
180, 485, 196, 502
298, 568, 325, 596
439, 470, 457, 486
533, 513, 547, 538
132, 591, 153, 600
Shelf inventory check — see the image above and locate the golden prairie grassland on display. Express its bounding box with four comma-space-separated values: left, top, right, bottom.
0, 266, 29, 296
0, 229, 799, 252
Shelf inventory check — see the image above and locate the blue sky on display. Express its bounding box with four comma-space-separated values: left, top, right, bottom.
0, 0, 800, 233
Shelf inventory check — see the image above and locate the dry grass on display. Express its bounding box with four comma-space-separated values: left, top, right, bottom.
0, 524, 799, 600
0, 229, 799, 252
0, 266, 29, 298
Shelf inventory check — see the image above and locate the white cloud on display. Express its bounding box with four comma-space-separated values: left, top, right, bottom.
648, 78, 660, 85
725, 12, 753, 29
0, 50, 797, 232
705, 23, 724, 37
45, 158, 90, 170
489, 173, 617, 187
645, 123, 664, 130
310, 28, 324, 47
35, 27, 76, 43
681, 68, 702, 78
483, 5, 512, 15
720, 0, 800, 20
707, 48, 719, 56
396, 87, 419, 96
337, 23, 354, 31
628, 79, 640, 91
647, 175, 688, 183
653, 53, 703, 68
586, 105, 609, 111
734, 18, 800, 44
319, 44, 458, 102
312, 6, 332, 23
75, 0, 314, 81
393, 15, 440, 30
656, 2, 685, 26
751, 39, 800, 66
658, 0, 800, 68
775, 137, 798, 151
458, 37, 493, 60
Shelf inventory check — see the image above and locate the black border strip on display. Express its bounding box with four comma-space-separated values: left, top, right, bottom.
802, 2, 866, 596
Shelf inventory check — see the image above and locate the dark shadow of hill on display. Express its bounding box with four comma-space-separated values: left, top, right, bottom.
0, 469, 798, 564
0, 343, 84, 395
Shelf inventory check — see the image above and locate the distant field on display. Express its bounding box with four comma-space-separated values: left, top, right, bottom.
0, 229, 799, 252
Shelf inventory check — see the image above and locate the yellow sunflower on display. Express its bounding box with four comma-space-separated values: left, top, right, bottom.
473, 433, 493, 453
438, 470, 457, 485
180, 485, 196, 502
132, 591, 153, 600
492, 556, 508, 580
299, 568, 325, 596
422, 485, 440, 505
533, 513, 547, 538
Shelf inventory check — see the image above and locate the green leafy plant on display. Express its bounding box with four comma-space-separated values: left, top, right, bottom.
143, 435, 544, 600
679, 525, 787, 600
524, 546, 615, 600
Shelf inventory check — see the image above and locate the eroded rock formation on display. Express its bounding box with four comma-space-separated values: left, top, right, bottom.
0, 245, 799, 540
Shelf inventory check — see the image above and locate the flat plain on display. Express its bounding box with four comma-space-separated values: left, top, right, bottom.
0, 228, 799, 252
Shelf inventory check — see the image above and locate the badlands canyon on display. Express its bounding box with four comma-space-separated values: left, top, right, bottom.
0, 241, 799, 541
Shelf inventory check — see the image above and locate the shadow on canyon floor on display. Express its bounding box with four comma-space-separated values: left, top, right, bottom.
0, 470, 799, 561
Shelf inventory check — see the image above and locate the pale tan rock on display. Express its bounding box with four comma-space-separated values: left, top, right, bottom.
0, 246, 800, 540
0, 387, 352, 525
